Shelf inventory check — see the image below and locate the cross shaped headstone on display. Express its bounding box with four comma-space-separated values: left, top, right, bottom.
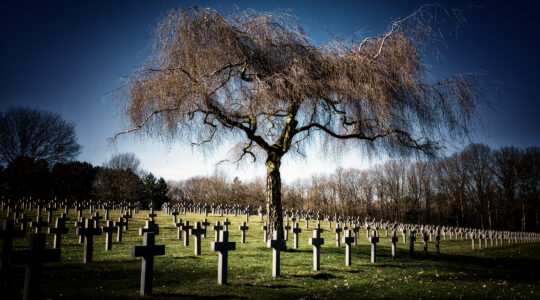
91, 212, 103, 228
139, 220, 160, 236
410, 230, 417, 255
181, 221, 193, 246
189, 222, 206, 255
9, 233, 61, 300
31, 216, 48, 234
45, 206, 57, 223
48, 217, 69, 249
174, 219, 184, 240
262, 223, 268, 243
267, 230, 286, 277
16, 213, 31, 232
201, 218, 211, 238
284, 222, 291, 241
309, 229, 324, 271
389, 231, 398, 260
211, 230, 236, 285
238, 222, 249, 243
435, 230, 441, 254
213, 221, 223, 242
223, 218, 231, 231
131, 232, 165, 296
102, 220, 118, 251
422, 231, 429, 255
114, 217, 127, 242
292, 223, 302, 249
334, 224, 343, 247
343, 229, 354, 266
0, 219, 26, 270
76, 218, 102, 263
369, 230, 379, 263
171, 211, 179, 225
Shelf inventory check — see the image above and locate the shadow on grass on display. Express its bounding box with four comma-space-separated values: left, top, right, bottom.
292, 272, 337, 280
158, 293, 248, 299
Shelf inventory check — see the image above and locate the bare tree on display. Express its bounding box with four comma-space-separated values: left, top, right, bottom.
105, 152, 141, 173
117, 6, 483, 236
0, 106, 82, 166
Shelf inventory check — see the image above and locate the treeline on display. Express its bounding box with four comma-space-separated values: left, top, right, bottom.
0, 153, 169, 209
168, 144, 539, 232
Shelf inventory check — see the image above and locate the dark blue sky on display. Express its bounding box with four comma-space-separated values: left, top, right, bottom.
1, 0, 539, 180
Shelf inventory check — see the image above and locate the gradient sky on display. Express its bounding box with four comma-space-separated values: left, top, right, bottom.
1, 0, 539, 183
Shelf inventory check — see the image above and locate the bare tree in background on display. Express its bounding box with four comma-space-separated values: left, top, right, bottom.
0, 106, 82, 166
105, 152, 141, 173
116, 6, 483, 237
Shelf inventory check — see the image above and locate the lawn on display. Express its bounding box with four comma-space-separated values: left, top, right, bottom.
2, 209, 539, 299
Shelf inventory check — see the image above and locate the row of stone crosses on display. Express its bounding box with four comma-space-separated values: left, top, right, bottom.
1, 197, 539, 298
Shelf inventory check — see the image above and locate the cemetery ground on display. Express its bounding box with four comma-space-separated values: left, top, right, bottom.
1, 210, 539, 299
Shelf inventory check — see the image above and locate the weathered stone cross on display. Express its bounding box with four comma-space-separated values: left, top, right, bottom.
131, 232, 165, 296
76, 218, 102, 263
343, 229, 354, 266
267, 230, 286, 277
309, 229, 324, 271
211, 231, 236, 285
238, 222, 249, 243
189, 222, 206, 255
9, 233, 61, 300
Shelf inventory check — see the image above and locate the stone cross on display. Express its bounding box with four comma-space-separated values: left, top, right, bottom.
410, 230, 417, 255
189, 222, 206, 255
114, 217, 127, 242
139, 220, 160, 236
174, 219, 184, 240
31, 216, 48, 234
284, 222, 291, 241
389, 231, 398, 260
369, 230, 379, 263
352, 225, 360, 246
308, 229, 324, 271
292, 223, 302, 249
45, 206, 57, 223
48, 217, 69, 249
435, 230, 441, 254
211, 231, 236, 285
422, 231, 429, 255
16, 213, 31, 232
76, 218, 102, 263
262, 223, 268, 243
0, 219, 26, 270
171, 211, 179, 225
91, 212, 103, 228
201, 218, 211, 238
9, 233, 61, 300
267, 230, 286, 277
223, 218, 231, 231
343, 229, 354, 266
181, 221, 193, 246
213, 221, 223, 242
131, 232, 165, 296
102, 220, 118, 251
334, 224, 343, 247
238, 222, 249, 243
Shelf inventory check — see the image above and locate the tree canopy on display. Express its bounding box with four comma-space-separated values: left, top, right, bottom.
118, 6, 483, 236
0, 106, 82, 166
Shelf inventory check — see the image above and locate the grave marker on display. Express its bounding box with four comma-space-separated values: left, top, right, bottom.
9, 233, 61, 300
308, 229, 324, 271
131, 232, 165, 296
211, 231, 236, 285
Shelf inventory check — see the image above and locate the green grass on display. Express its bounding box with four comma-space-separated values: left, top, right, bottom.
1, 209, 539, 299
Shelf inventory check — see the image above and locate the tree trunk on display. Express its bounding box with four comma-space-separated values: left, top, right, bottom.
265, 154, 283, 240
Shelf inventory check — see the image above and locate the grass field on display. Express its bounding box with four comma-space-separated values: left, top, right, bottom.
1, 209, 539, 299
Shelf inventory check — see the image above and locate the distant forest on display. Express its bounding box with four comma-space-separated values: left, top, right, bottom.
167, 144, 540, 232
0, 144, 538, 232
